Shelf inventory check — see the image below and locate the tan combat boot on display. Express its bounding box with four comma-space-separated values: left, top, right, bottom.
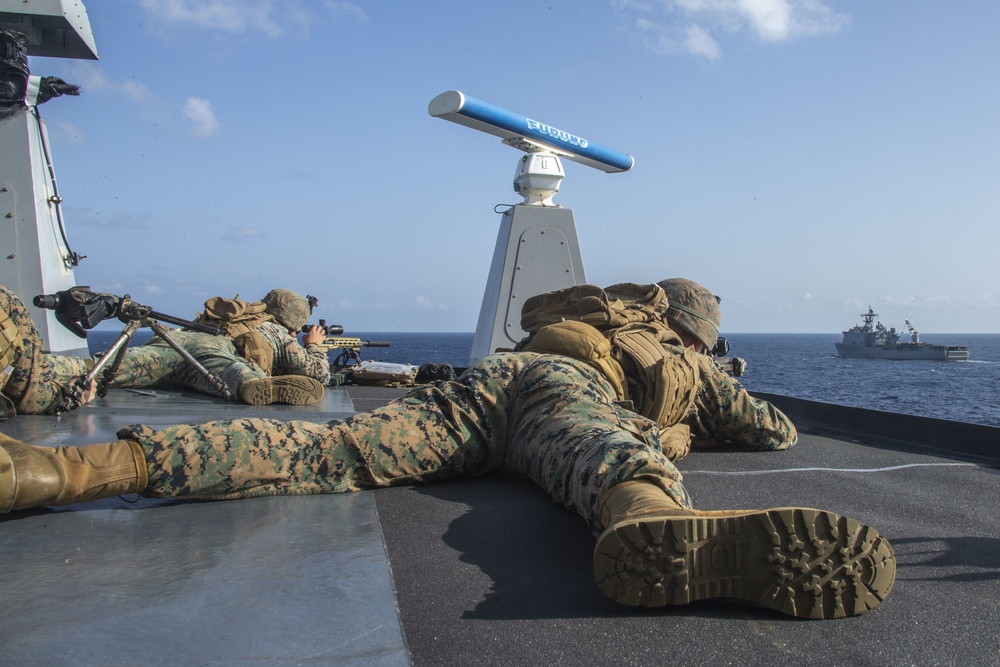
0, 433, 148, 513
239, 376, 325, 406
593, 480, 896, 620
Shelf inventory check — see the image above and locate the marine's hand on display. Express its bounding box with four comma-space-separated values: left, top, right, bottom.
54, 376, 98, 415
37, 76, 81, 104
81, 379, 98, 405
303, 324, 324, 347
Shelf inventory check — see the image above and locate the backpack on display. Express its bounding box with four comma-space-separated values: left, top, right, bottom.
519, 282, 668, 332
515, 283, 700, 432
195, 296, 277, 374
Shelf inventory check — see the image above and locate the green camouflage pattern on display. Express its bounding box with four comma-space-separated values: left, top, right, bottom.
262, 289, 311, 332
110, 321, 330, 399
658, 278, 722, 351
117, 351, 795, 529
682, 344, 798, 451
0, 285, 88, 417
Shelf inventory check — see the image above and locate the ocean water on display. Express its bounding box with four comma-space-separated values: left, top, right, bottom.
727, 333, 999, 428
88, 330, 999, 427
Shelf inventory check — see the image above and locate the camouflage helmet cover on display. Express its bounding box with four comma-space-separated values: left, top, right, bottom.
262, 289, 312, 332
656, 278, 721, 350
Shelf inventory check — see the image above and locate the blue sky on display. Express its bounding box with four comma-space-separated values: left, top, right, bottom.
26, 0, 999, 333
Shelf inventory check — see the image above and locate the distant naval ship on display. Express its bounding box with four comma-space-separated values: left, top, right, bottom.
835, 307, 970, 360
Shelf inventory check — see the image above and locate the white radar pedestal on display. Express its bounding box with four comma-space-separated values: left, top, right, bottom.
470, 204, 585, 361
428, 90, 634, 363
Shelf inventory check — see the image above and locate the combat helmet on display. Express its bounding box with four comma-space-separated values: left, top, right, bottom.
656, 278, 721, 351
262, 289, 312, 332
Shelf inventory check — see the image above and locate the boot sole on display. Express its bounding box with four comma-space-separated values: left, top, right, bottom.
593, 507, 895, 619
241, 377, 324, 405
0, 439, 15, 513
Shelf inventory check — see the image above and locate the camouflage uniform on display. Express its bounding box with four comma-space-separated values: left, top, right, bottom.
109, 321, 330, 399
0, 285, 88, 418
0, 280, 893, 620
116, 349, 794, 530
682, 344, 796, 451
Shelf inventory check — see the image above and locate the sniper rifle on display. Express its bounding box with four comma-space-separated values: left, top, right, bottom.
304, 320, 391, 366
35, 286, 233, 412
709, 336, 747, 377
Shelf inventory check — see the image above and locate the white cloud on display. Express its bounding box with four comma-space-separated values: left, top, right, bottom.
222, 226, 264, 242
119, 80, 157, 105
138, 0, 309, 38
611, 0, 656, 10
613, 0, 848, 59
181, 97, 220, 138
71, 208, 153, 230
60, 64, 221, 139
743, 0, 796, 41
144, 284, 164, 295
324, 1, 367, 22
684, 24, 721, 59
61, 62, 156, 105
415, 296, 448, 310
629, 18, 678, 57
52, 120, 86, 143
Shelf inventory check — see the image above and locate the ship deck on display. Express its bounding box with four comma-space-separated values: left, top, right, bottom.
2, 385, 998, 666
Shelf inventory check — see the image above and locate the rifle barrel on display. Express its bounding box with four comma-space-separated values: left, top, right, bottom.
321, 337, 391, 349
148, 310, 223, 336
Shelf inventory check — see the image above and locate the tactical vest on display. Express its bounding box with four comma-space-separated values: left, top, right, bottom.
1, 310, 21, 419
195, 296, 277, 375
516, 283, 701, 431
1, 309, 20, 379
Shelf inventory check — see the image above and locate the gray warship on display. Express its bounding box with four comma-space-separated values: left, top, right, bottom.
836, 307, 971, 361
2, 3, 999, 666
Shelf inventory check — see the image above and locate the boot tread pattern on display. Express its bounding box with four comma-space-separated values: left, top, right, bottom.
593, 508, 896, 619
241, 377, 324, 405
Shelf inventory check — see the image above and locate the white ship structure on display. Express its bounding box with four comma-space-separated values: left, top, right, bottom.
835, 307, 970, 361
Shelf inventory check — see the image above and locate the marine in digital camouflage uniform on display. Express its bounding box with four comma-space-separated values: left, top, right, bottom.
658, 277, 798, 459
109, 289, 330, 406
0, 280, 895, 620
0, 285, 90, 418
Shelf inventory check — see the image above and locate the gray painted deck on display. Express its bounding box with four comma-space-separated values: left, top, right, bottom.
1, 386, 998, 666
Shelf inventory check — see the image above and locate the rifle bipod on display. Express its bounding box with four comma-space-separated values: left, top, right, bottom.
54, 297, 233, 414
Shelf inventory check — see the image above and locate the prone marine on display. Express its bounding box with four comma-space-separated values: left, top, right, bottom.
0, 285, 329, 417
106, 288, 330, 406
0, 279, 896, 620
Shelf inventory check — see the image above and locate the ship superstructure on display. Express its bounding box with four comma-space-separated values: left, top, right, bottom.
835, 307, 970, 360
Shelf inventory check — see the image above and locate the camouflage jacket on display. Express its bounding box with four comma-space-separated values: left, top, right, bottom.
255, 321, 331, 385
680, 346, 797, 451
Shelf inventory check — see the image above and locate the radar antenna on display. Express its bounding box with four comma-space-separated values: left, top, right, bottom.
428, 90, 634, 361
860, 307, 878, 332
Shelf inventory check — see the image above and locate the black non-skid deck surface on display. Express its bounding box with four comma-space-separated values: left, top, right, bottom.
1, 386, 999, 666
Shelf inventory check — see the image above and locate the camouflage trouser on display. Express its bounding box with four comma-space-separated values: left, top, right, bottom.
0, 286, 88, 417
117, 352, 692, 530
109, 330, 266, 399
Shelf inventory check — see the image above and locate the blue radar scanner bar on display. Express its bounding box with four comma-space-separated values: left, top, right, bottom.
428, 90, 634, 174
